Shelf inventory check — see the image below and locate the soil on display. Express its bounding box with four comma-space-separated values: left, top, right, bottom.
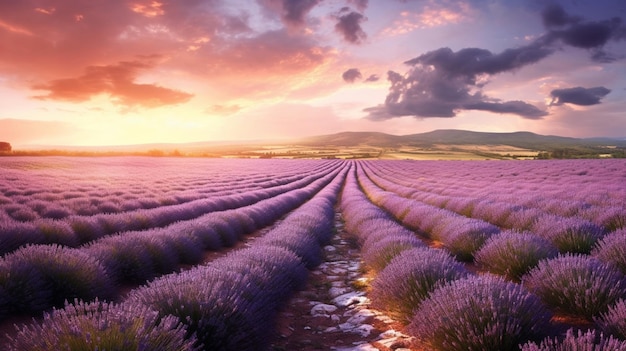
270, 212, 418, 351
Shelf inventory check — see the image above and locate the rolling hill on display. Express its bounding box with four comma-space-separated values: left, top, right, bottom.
297, 129, 626, 149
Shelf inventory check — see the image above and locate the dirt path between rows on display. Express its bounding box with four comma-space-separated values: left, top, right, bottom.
270, 212, 417, 351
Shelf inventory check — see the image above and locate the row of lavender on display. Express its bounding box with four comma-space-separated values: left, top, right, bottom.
358, 161, 626, 266
344, 160, 626, 350
0, 158, 340, 255
0, 158, 327, 219
366, 159, 625, 232
0, 158, 344, 321
6, 163, 349, 350
360, 160, 626, 277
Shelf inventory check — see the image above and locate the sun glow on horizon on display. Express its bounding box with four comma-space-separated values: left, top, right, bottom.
0, 0, 625, 146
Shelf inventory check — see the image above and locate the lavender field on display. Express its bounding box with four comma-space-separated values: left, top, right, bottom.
1, 157, 625, 350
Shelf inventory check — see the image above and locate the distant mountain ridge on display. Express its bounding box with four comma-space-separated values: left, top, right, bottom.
297, 129, 626, 149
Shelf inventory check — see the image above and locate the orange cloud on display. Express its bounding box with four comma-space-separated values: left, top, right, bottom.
0, 1, 335, 103
32, 60, 193, 108
382, 3, 470, 36
131, 1, 165, 18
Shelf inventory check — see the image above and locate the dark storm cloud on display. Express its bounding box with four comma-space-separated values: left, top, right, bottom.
550, 86, 611, 106
404, 42, 554, 81
542, 3, 626, 62
342, 68, 362, 82
541, 3, 580, 27
365, 42, 551, 120
552, 19, 622, 49
335, 9, 367, 44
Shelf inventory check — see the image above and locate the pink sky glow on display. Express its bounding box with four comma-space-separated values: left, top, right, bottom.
1, 0, 625, 146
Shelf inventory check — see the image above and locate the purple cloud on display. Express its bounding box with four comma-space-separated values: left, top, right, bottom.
342, 68, 362, 83
550, 86, 611, 106
364, 74, 380, 82
335, 8, 367, 44
542, 3, 626, 62
365, 42, 551, 120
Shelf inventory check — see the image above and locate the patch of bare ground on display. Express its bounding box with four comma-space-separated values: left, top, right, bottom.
270, 212, 417, 351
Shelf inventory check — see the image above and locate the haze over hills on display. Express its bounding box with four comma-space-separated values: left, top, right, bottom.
5, 129, 626, 159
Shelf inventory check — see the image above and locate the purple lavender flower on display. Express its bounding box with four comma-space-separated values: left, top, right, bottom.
471, 199, 514, 226
523, 254, 626, 319
408, 274, 551, 351
596, 299, 626, 340
7, 299, 198, 351
255, 224, 323, 269
592, 229, 626, 274
1, 244, 115, 313
0, 221, 44, 256
532, 215, 605, 254
129, 267, 276, 351
35, 218, 79, 247
67, 216, 106, 243
433, 218, 499, 262
371, 247, 468, 323
361, 234, 425, 272
521, 328, 626, 351
503, 208, 544, 231
475, 231, 558, 281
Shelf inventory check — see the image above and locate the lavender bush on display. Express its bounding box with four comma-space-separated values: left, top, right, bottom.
0, 244, 115, 313
470, 199, 514, 226
475, 231, 558, 281
596, 299, 626, 340
87, 238, 160, 284
35, 218, 79, 247
0, 221, 44, 256
361, 234, 425, 272
256, 224, 323, 269
433, 218, 499, 262
592, 229, 626, 274
0, 253, 49, 316
8, 299, 198, 351
503, 208, 544, 231
590, 206, 626, 232
521, 329, 626, 351
211, 245, 309, 297
7, 205, 39, 221
532, 216, 605, 254
129, 267, 278, 351
371, 247, 468, 323
67, 216, 106, 243
408, 275, 551, 351
523, 254, 626, 319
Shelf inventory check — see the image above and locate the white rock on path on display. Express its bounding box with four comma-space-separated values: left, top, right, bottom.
332, 291, 369, 307
311, 303, 338, 317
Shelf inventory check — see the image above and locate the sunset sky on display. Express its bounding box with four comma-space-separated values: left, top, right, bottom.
1, 0, 625, 146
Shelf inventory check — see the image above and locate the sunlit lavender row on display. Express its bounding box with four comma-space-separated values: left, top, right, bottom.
0, 158, 340, 255
365, 159, 625, 232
